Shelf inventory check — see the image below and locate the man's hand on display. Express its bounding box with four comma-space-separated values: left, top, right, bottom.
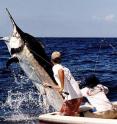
59, 88, 63, 94
43, 83, 52, 88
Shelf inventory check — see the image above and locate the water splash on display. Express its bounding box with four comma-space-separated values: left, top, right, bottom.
1, 90, 53, 121
0, 67, 55, 122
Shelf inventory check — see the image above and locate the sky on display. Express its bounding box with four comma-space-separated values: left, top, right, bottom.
0, 0, 117, 37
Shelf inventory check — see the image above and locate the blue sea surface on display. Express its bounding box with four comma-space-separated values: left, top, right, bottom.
0, 37, 117, 124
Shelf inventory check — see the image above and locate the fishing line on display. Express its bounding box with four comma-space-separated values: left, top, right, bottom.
93, 39, 104, 73
29, 48, 52, 66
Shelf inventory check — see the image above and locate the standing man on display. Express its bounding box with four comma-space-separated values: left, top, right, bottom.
49, 51, 82, 116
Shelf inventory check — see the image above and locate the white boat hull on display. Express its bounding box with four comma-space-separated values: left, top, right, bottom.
39, 102, 117, 124
39, 114, 117, 124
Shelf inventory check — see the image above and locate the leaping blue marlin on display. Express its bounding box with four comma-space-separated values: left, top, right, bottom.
1, 8, 63, 111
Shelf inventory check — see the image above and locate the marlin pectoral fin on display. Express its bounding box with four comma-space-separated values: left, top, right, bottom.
6, 57, 19, 68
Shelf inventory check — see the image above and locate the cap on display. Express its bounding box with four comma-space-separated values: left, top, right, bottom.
51, 51, 61, 60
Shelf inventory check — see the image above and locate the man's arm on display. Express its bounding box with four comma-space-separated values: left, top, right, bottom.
58, 69, 64, 93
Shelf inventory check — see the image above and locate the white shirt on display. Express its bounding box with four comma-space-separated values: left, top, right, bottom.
52, 64, 82, 100
81, 84, 113, 112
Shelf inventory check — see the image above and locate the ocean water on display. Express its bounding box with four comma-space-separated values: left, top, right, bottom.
0, 37, 117, 124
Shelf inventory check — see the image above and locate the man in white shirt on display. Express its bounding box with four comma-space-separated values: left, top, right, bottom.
81, 74, 117, 119
45, 51, 82, 116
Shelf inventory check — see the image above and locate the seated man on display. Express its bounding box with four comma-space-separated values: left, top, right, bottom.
81, 74, 117, 119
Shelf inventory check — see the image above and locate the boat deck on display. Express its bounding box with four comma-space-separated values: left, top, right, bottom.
39, 102, 117, 124
39, 112, 117, 124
